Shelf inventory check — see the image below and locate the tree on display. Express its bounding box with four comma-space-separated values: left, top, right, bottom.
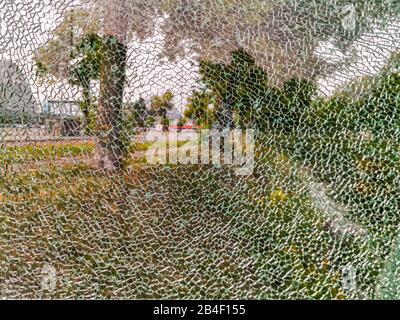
130, 97, 148, 128
33, 2, 157, 170
198, 60, 232, 129
34, 8, 101, 80
184, 90, 215, 128
36, 0, 400, 170
198, 49, 318, 131
307, 49, 400, 137
150, 90, 174, 132
162, 0, 400, 84
274, 78, 317, 132
68, 33, 102, 134
33, 10, 102, 133
198, 49, 269, 129
119, 97, 149, 149
227, 49, 270, 128
144, 116, 156, 129
96, 0, 129, 171
82, 0, 399, 84
176, 117, 186, 132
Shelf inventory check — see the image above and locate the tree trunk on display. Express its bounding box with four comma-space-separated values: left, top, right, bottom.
161, 109, 169, 132
81, 86, 91, 134
216, 94, 233, 129
96, 1, 128, 171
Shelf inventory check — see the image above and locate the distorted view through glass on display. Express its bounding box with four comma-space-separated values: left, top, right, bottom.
1, 0, 400, 299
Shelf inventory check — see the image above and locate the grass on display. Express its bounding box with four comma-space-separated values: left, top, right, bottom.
128, 141, 154, 152
0, 142, 95, 164
0, 157, 381, 299
0, 141, 155, 168
0, 135, 395, 299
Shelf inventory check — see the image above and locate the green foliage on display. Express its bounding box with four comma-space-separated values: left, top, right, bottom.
69, 33, 103, 134
150, 90, 174, 115
256, 78, 316, 132
176, 117, 185, 127
199, 49, 316, 130
198, 49, 258, 128
184, 90, 215, 128
120, 97, 150, 156
161, 115, 171, 128
272, 52, 400, 291
68, 33, 102, 88
161, 0, 400, 85
127, 97, 148, 128
120, 115, 137, 157
307, 50, 400, 138
151, 90, 174, 131
0, 160, 380, 299
78, 93, 97, 135
33, 8, 101, 82
34, 33, 103, 134
144, 116, 156, 128
34, 60, 49, 78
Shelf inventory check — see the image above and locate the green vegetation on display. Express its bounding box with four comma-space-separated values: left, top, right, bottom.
2, 0, 400, 300
150, 90, 174, 131
189, 49, 316, 130
2, 46, 398, 298
184, 90, 215, 128
0, 141, 153, 167
35, 32, 102, 134
0, 160, 375, 299
0, 142, 95, 164
0, 111, 37, 126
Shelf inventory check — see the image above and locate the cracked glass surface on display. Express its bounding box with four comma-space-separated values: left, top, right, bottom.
0, 0, 400, 299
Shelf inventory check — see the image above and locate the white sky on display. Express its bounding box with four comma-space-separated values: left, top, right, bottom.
1, 0, 399, 115
0, 0, 199, 116
316, 19, 400, 96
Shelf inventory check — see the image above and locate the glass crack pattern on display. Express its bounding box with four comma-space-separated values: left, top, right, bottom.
0, 0, 399, 299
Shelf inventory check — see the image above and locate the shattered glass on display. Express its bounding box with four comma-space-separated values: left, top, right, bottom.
0, 0, 400, 299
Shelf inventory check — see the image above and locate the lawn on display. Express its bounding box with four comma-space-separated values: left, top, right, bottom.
0, 142, 95, 164
0, 137, 388, 299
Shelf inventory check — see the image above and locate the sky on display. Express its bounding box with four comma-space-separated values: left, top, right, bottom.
316, 19, 400, 96
0, 0, 199, 116
0, 0, 399, 116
